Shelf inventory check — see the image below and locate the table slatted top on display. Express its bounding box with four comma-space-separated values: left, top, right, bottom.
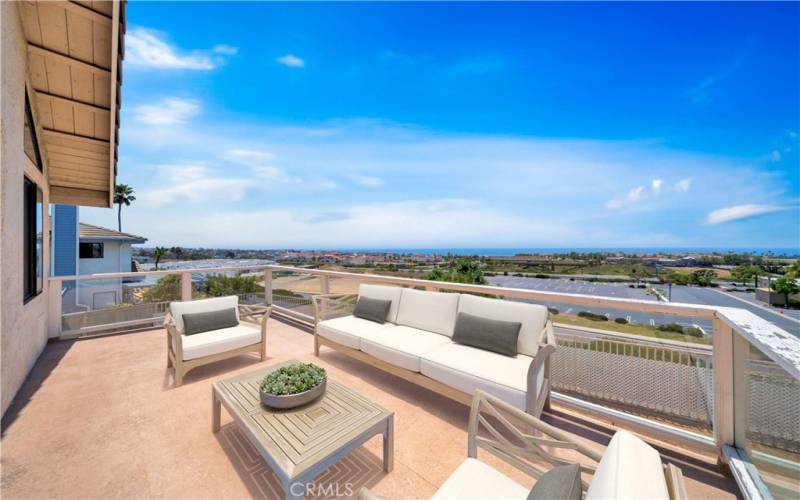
213, 360, 392, 479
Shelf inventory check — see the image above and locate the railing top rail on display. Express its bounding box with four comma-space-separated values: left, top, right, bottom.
49, 263, 800, 376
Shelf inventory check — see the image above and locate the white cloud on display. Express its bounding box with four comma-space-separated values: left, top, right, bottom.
651, 178, 663, 193
133, 98, 200, 125
139, 164, 254, 207
349, 174, 384, 189
606, 185, 645, 210
224, 148, 277, 163
706, 204, 790, 224
276, 54, 305, 68
213, 45, 238, 55
675, 178, 692, 192
126, 27, 235, 70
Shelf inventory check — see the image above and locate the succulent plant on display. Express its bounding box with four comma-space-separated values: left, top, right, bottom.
260, 363, 326, 396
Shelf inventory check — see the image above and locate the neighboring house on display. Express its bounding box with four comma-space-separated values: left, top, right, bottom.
0, 1, 125, 416
52, 206, 147, 311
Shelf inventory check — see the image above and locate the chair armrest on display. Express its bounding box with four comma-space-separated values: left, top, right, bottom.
164, 312, 182, 356
527, 343, 556, 412
664, 463, 688, 500
312, 293, 358, 324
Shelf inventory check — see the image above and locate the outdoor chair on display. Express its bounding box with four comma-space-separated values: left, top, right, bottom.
165, 296, 270, 386
360, 390, 687, 500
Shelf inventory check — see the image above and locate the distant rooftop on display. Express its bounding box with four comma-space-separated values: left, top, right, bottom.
79, 223, 147, 244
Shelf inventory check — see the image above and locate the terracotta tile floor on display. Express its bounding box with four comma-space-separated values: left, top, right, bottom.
1, 318, 740, 499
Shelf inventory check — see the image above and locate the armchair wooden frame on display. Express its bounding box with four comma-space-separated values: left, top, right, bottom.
166, 304, 271, 386
312, 293, 556, 418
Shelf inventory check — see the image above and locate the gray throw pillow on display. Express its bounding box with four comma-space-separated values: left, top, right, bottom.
452, 312, 522, 357
182, 307, 239, 336
353, 296, 392, 323
527, 464, 582, 500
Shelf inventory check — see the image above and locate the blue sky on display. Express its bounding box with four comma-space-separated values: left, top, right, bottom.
82, 1, 800, 249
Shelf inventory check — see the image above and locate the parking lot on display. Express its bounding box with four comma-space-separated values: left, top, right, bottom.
488, 275, 713, 333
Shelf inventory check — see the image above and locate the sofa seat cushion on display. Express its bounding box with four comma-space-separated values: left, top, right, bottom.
420, 342, 533, 410
181, 324, 261, 361
359, 326, 452, 372
396, 288, 460, 337
432, 458, 528, 500
585, 430, 669, 500
317, 315, 395, 349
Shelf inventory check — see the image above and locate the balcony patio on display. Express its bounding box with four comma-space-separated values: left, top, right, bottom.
1, 318, 741, 499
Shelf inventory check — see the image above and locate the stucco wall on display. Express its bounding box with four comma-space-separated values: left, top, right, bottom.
1, 2, 51, 416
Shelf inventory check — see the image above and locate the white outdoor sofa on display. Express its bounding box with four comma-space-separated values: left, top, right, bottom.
165, 296, 270, 386
313, 284, 556, 417
360, 391, 687, 500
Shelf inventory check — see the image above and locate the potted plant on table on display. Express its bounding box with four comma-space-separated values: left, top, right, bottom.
260, 363, 327, 409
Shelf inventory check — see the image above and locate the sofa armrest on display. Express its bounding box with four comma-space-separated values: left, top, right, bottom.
312, 293, 358, 325
238, 304, 271, 347
527, 336, 556, 416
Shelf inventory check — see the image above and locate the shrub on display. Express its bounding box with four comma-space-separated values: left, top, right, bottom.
614, 317, 628, 324
141, 275, 182, 303
205, 274, 263, 297
260, 363, 326, 396
683, 327, 704, 337
534, 274, 551, 279
578, 311, 608, 321
548, 307, 560, 315
657, 323, 684, 333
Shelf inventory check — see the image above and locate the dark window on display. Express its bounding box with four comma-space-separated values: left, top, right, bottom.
23, 178, 43, 302
24, 92, 42, 170
79, 243, 104, 259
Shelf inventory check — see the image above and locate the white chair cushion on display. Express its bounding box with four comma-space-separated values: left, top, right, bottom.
170, 296, 239, 335
181, 324, 261, 361
457, 294, 548, 357
396, 288, 460, 337
432, 458, 528, 500
420, 342, 532, 410
586, 430, 670, 500
317, 315, 395, 349
359, 326, 452, 372
358, 284, 404, 323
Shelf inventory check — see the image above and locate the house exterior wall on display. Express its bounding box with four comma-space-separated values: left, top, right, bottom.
77, 241, 130, 309
1, 2, 52, 416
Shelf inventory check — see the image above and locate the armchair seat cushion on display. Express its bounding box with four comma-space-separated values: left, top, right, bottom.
317, 315, 395, 350
181, 324, 261, 361
359, 326, 451, 372
432, 458, 528, 500
420, 342, 533, 410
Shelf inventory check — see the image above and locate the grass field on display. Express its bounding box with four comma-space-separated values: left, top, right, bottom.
553, 313, 711, 345
664, 266, 732, 278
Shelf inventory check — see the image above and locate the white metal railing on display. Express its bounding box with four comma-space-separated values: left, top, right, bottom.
48, 264, 800, 498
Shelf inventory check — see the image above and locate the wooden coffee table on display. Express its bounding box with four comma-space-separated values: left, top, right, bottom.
212, 360, 394, 500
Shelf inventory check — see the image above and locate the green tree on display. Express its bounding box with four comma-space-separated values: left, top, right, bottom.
427, 258, 487, 285
141, 275, 182, 303
205, 274, 264, 297
113, 184, 135, 232
731, 265, 758, 286
690, 269, 717, 287
154, 246, 167, 270
771, 275, 799, 306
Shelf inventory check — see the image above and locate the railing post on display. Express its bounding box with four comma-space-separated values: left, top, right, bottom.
712, 316, 735, 457
47, 278, 63, 338
264, 269, 273, 305
180, 272, 192, 301
319, 275, 330, 316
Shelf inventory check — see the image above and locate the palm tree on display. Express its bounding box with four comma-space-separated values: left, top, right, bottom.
114, 184, 136, 232
154, 246, 167, 270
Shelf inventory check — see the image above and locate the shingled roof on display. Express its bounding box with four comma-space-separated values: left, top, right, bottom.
79, 223, 147, 244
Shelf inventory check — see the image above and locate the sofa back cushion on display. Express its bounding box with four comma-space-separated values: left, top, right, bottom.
457, 294, 548, 357
396, 288, 460, 337
585, 430, 669, 500
170, 296, 239, 335
358, 284, 403, 323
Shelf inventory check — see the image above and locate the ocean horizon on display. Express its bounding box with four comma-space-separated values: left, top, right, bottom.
239, 247, 800, 257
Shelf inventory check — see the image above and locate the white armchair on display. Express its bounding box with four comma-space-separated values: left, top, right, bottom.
165, 296, 270, 386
